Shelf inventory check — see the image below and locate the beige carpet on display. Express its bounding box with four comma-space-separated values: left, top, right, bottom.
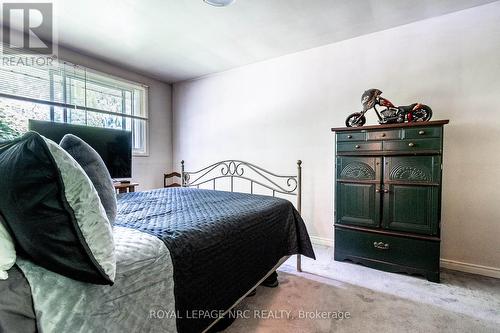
226, 246, 500, 333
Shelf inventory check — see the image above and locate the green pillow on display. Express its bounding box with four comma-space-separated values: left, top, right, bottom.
0, 132, 116, 285
60, 134, 117, 224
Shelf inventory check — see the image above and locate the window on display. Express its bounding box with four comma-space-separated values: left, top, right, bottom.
0, 60, 149, 155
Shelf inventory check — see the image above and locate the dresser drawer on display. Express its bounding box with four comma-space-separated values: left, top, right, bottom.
404, 127, 442, 139
383, 138, 441, 152
337, 132, 366, 142
337, 141, 382, 152
334, 227, 439, 271
366, 129, 401, 141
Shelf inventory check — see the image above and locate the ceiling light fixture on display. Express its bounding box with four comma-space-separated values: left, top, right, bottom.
203, 0, 235, 7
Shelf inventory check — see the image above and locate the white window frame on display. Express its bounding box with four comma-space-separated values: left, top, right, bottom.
66, 65, 150, 156
0, 60, 150, 156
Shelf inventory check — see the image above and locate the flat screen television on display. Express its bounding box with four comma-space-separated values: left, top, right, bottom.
29, 120, 132, 179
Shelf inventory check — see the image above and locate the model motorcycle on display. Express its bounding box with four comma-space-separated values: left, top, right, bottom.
345, 89, 433, 127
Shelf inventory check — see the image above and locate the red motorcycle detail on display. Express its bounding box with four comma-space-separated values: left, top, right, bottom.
345, 89, 432, 127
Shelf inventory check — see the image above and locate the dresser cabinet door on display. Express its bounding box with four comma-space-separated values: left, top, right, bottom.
337, 183, 381, 228
336, 157, 381, 228
382, 156, 441, 235
382, 185, 440, 235
384, 156, 441, 184
336, 156, 381, 181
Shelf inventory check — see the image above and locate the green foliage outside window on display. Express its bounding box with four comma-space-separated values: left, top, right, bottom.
0, 99, 51, 141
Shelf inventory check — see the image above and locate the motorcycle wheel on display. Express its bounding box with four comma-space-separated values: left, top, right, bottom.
412, 105, 433, 122
345, 112, 366, 127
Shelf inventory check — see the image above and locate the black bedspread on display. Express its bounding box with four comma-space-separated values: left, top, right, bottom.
0, 266, 37, 333
115, 187, 315, 333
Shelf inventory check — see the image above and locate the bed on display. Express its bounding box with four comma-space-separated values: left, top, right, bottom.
0, 160, 315, 333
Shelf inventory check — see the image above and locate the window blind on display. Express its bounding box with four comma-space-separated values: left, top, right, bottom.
0, 56, 149, 155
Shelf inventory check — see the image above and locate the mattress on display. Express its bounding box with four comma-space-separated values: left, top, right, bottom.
115, 187, 315, 332
15, 226, 177, 333
3, 187, 315, 333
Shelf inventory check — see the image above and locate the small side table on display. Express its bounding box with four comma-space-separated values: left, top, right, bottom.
114, 182, 139, 194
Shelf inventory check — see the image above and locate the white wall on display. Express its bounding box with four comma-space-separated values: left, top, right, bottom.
58, 47, 173, 190
173, 2, 500, 273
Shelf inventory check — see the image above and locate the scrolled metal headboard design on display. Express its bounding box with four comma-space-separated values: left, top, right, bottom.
181, 159, 302, 214
181, 159, 304, 273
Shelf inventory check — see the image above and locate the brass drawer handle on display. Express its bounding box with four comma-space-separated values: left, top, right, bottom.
375, 189, 381, 193
373, 242, 390, 250
383, 189, 389, 193
355, 145, 361, 149
347, 135, 353, 139
408, 142, 415, 147
418, 130, 425, 135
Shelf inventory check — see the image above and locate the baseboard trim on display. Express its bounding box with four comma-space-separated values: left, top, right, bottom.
310, 237, 500, 279
310, 236, 333, 247
440, 259, 500, 279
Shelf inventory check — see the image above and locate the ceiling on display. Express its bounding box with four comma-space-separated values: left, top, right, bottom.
38, 0, 497, 82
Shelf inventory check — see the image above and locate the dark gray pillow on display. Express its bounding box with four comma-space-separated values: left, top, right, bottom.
60, 134, 117, 224
0, 132, 115, 285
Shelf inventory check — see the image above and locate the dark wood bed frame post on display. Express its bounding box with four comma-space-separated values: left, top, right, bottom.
181, 160, 185, 187
296, 160, 302, 272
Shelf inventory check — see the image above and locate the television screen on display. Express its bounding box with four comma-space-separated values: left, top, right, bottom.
29, 120, 132, 179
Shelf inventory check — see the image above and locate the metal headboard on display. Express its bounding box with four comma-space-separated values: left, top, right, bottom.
181, 159, 302, 213
181, 159, 303, 272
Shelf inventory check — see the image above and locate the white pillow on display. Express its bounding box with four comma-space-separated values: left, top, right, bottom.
0, 216, 16, 280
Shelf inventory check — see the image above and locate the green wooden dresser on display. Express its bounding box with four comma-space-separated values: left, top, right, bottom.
332, 120, 449, 282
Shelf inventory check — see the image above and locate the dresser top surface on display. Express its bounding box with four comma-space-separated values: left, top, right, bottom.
331, 120, 449, 132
